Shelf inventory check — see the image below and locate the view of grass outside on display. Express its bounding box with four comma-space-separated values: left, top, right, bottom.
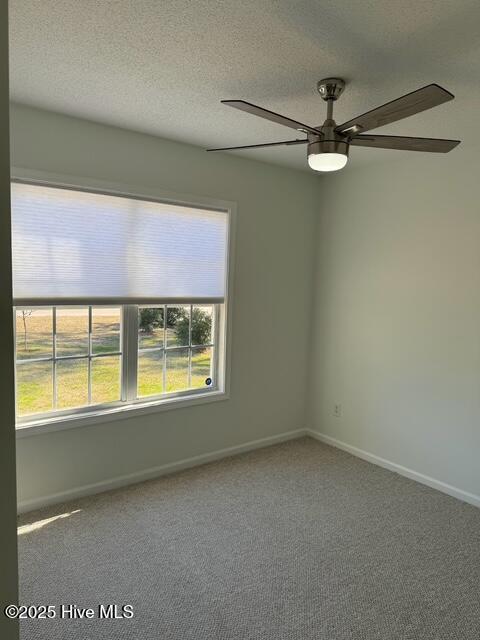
15, 304, 214, 418
15, 307, 122, 416
137, 305, 213, 397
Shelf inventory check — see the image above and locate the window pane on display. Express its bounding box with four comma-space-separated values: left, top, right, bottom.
138, 349, 164, 397
138, 307, 164, 349
56, 359, 88, 410
166, 306, 190, 347
91, 356, 121, 404
56, 307, 89, 356
191, 306, 213, 346
166, 348, 189, 392
16, 361, 53, 416
16, 308, 53, 360
92, 307, 121, 354
191, 347, 213, 389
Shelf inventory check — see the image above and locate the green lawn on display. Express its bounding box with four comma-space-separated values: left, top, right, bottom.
16, 310, 213, 417
138, 348, 212, 397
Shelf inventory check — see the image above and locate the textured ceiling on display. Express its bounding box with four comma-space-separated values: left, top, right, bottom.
9, 0, 480, 172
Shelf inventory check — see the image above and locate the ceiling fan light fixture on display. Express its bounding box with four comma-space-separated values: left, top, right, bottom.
307, 140, 349, 172
308, 152, 348, 172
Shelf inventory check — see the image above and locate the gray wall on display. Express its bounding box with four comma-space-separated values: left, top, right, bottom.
309, 150, 480, 499
0, 4, 19, 639
11, 104, 319, 507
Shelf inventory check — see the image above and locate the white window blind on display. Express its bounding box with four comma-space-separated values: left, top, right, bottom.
11, 182, 228, 304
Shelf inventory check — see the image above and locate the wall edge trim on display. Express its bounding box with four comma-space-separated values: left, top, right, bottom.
307, 430, 480, 509
18, 428, 308, 514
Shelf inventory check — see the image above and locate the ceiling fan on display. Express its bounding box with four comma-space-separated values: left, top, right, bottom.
206, 78, 460, 172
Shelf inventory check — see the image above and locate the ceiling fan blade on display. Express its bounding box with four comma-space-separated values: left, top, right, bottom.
221, 100, 322, 135
207, 139, 308, 152
350, 134, 460, 153
336, 84, 454, 135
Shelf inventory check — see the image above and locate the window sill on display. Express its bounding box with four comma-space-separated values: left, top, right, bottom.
15, 390, 228, 438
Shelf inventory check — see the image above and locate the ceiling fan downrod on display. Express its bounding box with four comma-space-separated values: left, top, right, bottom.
316, 77, 345, 122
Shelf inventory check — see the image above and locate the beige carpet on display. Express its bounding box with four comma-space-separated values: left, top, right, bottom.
17, 437, 480, 639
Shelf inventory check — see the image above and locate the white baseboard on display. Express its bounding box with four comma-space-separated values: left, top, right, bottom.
18, 428, 308, 514
307, 430, 480, 509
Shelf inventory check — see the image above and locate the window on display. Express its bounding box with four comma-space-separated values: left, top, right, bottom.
11, 180, 231, 427
137, 305, 216, 397
15, 306, 122, 417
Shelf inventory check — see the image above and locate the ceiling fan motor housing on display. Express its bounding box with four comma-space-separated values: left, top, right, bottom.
308, 139, 349, 158
308, 117, 349, 160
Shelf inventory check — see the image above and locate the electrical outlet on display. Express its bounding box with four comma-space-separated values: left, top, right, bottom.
333, 403, 342, 418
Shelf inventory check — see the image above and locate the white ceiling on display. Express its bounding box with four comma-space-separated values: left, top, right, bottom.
9, 0, 480, 172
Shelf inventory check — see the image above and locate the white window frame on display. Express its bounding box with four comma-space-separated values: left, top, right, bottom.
12, 168, 236, 438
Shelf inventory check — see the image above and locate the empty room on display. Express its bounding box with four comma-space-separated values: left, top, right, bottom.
1, 1, 480, 639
